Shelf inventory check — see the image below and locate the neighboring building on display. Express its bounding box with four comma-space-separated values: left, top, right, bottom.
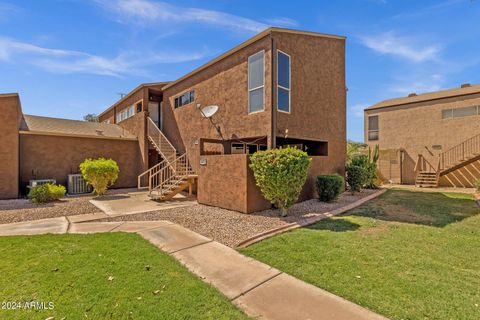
364, 84, 480, 188
0, 27, 347, 213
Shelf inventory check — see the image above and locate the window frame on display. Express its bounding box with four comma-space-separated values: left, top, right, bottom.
174, 90, 195, 109
367, 115, 379, 141
247, 50, 265, 114
277, 49, 291, 114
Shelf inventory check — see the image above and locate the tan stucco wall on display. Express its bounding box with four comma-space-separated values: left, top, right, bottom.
116, 111, 149, 173
197, 154, 270, 213
19, 134, 140, 193
0, 94, 21, 199
365, 93, 480, 185
163, 35, 273, 172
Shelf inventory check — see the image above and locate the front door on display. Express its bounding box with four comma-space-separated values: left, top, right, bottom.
148, 102, 160, 128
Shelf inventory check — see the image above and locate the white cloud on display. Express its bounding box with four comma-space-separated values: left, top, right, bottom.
359, 32, 441, 63
388, 74, 445, 95
0, 37, 206, 77
264, 17, 299, 27
95, 0, 268, 33
349, 103, 369, 118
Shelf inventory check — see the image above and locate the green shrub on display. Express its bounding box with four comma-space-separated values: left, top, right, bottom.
346, 164, 365, 194
80, 158, 119, 195
315, 174, 344, 202
28, 183, 66, 204
250, 147, 311, 216
474, 179, 480, 191
350, 145, 379, 189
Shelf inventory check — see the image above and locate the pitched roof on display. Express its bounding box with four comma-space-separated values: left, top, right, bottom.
98, 81, 170, 118
366, 84, 480, 111
163, 27, 345, 91
20, 115, 136, 140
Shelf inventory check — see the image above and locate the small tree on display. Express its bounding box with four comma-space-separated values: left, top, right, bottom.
250, 147, 311, 217
80, 158, 119, 195
83, 114, 99, 122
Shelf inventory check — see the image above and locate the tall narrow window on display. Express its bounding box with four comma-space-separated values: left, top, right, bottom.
277, 50, 291, 113
248, 51, 264, 113
368, 115, 379, 141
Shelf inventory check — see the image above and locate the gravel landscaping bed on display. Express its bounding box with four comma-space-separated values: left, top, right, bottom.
0, 196, 100, 224
101, 189, 379, 247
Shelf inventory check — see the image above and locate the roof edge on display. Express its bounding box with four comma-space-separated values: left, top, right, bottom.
19, 130, 138, 141
365, 86, 480, 111
163, 27, 345, 91
98, 81, 170, 118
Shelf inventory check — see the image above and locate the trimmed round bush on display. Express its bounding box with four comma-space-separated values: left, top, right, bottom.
250, 147, 311, 216
80, 158, 119, 195
346, 164, 365, 194
28, 183, 66, 204
315, 174, 344, 202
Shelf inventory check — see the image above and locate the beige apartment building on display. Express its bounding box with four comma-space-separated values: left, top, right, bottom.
365, 84, 480, 188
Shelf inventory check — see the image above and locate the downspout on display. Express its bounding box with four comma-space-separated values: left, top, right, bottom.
270, 32, 277, 149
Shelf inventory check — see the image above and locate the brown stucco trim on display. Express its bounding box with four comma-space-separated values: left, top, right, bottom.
19, 130, 138, 141
163, 27, 345, 91
99, 81, 170, 118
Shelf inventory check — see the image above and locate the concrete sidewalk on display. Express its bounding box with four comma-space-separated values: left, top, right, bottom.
89, 191, 197, 216
0, 217, 388, 320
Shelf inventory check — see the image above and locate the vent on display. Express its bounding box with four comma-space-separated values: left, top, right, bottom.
408, 93, 417, 97
29, 179, 56, 187
68, 174, 92, 195
461, 83, 471, 88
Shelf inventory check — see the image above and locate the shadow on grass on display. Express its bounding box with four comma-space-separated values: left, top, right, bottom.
345, 189, 479, 227
306, 218, 360, 232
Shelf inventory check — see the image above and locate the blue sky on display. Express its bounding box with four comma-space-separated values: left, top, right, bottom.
0, 0, 479, 142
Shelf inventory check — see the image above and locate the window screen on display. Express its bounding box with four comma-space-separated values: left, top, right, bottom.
368, 115, 379, 141
248, 51, 264, 113
453, 106, 478, 118
277, 51, 291, 112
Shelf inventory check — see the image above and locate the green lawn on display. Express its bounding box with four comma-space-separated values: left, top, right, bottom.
0, 233, 247, 320
241, 189, 480, 320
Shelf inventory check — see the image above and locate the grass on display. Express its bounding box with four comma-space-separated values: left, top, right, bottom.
0, 233, 247, 320
241, 189, 480, 320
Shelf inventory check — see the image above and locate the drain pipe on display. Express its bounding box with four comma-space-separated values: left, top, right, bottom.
270, 32, 277, 149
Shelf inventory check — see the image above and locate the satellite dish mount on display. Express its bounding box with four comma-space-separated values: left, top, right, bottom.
198, 104, 224, 140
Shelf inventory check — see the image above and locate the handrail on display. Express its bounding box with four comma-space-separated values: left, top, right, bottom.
137, 155, 174, 189
438, 132, 480, 171
147, 117, 177, 162
414, 154, 436, 174
148, 153, 194, 196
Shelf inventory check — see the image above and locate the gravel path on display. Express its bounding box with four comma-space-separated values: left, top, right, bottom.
0, 196, 100, 224
102, 190, 378, 247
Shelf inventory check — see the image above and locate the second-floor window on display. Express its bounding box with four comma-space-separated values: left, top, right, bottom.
368, 115, 379, 141
277, 50, 291, 113
116, 105, 135, 123
248, 51, 264, 113
174, 90, 195, 109
442, 105, 479, 119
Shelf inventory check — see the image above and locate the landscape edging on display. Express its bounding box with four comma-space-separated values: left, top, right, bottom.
236, 188, 387, 248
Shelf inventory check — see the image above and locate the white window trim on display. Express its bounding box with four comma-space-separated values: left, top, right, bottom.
116, 102, 137, 123
248, 50, 265, 114
277, 49, 291, 114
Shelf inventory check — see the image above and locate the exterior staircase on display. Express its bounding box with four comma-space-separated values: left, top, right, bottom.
415, 133, 480, 187
138, 117, 197, 200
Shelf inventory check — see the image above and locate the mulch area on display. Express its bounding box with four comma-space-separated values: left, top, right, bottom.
101, 189, 379, 247
0, 196, 100, 224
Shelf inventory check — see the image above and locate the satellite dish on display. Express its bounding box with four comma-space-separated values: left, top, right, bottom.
200, 105, 219, 118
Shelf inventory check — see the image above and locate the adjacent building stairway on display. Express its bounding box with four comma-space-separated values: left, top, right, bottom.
415, 133, 480, 187
138, 117, 197, 200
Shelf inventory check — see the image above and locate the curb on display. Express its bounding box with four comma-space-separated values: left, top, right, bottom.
236, 188, 387, 248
